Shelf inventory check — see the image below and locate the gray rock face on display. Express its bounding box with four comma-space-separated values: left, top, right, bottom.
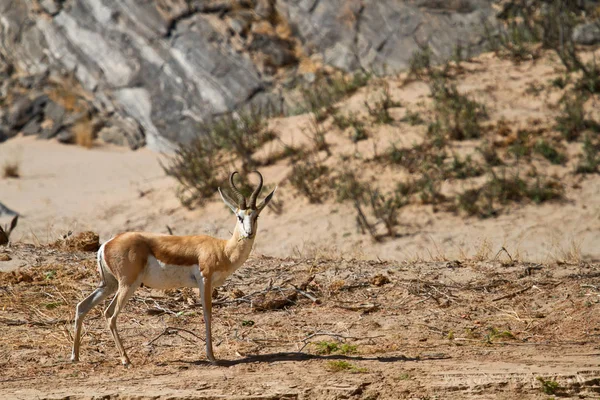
279, 0, 494, 73
573, 21, 600, 45
0, 0, 497, 151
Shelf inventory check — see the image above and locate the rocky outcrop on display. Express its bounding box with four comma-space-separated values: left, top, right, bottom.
279, 0, 494, 73
573, 21, 600, 45
0, 0, 497, 151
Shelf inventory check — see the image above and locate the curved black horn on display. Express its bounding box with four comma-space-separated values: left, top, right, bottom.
229, 171, 246, 209
248, 171, 263, 209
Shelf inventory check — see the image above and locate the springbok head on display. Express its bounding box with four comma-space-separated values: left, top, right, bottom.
218, 171, 276, 239
0, 215, 18, 245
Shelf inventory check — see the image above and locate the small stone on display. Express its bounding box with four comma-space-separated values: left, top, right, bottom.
0, 253, 11, 261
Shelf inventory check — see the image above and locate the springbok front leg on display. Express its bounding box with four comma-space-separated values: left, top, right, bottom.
199, 275, 216, 363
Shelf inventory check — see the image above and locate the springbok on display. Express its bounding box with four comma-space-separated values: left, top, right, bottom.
71, 171, 276, 366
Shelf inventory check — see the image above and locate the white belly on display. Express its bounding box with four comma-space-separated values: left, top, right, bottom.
142, 256, 200, 289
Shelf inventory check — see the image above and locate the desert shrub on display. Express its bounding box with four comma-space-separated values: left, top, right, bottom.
478, 141, 504, 167
485, 11, 541, 62
533, 140, 566, 165
508, 129, 532, 159
550, 75, 570, 89
401, 109, 425, 126
365, 83, 401, 125
332, 113, 368, 142
408, 46, 433, 79
204, 106, 276, 170
555, 94, 599, 141
415, 170, 446, 205
300, 85, 338, 122
430, 74, 487, 140
498, 0, 600, 93
297, 71, 371, 120
447, 154, 484, 179
456, 169, 564, 217
334, 171, 405, 239
162, 107, 276, 207
367, 189, 405, 237
387, 142, 445, 173
576, 134, 600, 174
289, 156, 330, 203
162, 137, 226, 208
304, 114, 331, 155
537, 377, 561, 395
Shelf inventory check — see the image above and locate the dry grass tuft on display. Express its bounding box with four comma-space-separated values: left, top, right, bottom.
53, 231, 100, 252
72, 119, 95, 149
2, 160, 20, 179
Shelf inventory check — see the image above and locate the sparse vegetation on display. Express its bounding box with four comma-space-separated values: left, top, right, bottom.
485, 327, 515, 343
297, 71, 371, 120
408, 46, 433, 79
447, 154, 484, 179
335, 171, 405, 240
304, 114, 331, 156
555, 94, 599, 142
162, 107, 275, 207
485, 9, 541, 63
537, 377, 560, 395
289, 156, 330, 203
456, 169, 564, 218
365, 83, 401, 125
533, 140, 566, 165
314, 341, 357, 355
332, 112, 368, 142
325, 360, 367, 373
478, 141, 504, 167
576, 135, 600, 174
206, 107, 276, 170
429, 74, 487, 141
401, 109, 425, 126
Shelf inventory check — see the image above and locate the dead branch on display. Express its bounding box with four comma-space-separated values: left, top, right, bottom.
334, 302, 379, 312
492, 285, 533, 302
146, 326, 205, 346
0, 317, 69, 326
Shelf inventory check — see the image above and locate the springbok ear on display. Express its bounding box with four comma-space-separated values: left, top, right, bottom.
257, 186, 277, 213
218, 188, 237, 213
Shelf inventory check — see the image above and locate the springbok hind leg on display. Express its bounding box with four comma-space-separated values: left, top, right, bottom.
71, 283, 116, 362
104, 282, 140, 367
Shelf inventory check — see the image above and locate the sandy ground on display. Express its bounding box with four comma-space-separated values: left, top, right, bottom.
0, 243, 599, 399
